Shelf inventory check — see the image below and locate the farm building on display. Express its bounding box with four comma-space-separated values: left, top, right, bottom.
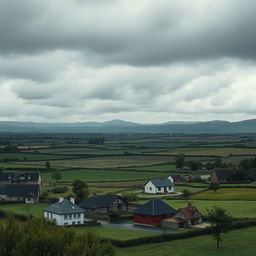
44, 197, 85, 226
210, 168, 235, 183
187, 174, 202, 182
0, 184, 40, 203
168, 175, 184, 183
162, 203, 203, 229
79, 193, 127, 215
144, 178, 174, 194
133, 199, 176, 226
0, 172, 41, 186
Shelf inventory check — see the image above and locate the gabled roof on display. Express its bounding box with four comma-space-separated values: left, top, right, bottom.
178, 203, 203, 220
146, 178, 173, 187
0, 184, 39, 198
79, 193, 125, 209
44, 199, 84, 214
133, 199, 176, 216
0, 172, 40, 182
213, 168, 235, 180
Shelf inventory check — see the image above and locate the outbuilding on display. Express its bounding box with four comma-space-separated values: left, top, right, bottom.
133, 199, 176, 226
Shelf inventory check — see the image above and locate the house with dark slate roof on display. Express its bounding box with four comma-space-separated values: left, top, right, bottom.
133, 199, 176, 226
144, 178, 174, 194
0, 184, 40, 203
168, 175, 184, 183
0, 172, 41, 186
79, 193, 127, 215
210, 168, 235, 183
44, 197, 85, 226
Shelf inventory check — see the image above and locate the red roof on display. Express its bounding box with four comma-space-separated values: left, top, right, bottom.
179, 203, 203, 220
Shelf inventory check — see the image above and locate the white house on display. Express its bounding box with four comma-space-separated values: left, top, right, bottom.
144, 178, 174, 194
44, 197, 85, 226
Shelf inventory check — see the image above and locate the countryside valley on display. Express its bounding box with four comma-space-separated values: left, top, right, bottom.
0, 132, 256, 255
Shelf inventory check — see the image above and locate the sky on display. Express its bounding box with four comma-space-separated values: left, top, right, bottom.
1, 0, 256, 124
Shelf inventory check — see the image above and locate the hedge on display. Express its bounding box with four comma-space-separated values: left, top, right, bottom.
108, 219, 256, 247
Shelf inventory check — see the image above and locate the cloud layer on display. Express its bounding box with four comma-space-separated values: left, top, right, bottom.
0, 0, 256, 123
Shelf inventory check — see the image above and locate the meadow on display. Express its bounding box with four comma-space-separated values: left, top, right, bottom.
117, 226, 256, 256
41, 169, 169, 182
191, 188, 256, 200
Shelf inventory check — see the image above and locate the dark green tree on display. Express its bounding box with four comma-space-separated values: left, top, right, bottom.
207, 207, 233, 249
121, 192, 138, 203
45, 161, 51, 170
175, 154, 185, 169
51, 171, 62, 183
187, 160, 201, 171
72, 179, 90, 202
182, 189, 191, 202
208, 182, 220, 193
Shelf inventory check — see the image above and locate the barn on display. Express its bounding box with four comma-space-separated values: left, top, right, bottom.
133, 199, 176, 226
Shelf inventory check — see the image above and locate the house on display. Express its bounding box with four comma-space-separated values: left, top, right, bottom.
168, 175, 184, 183
187, 174, 202, 182
44, 197, 85, 226
210, 168, 235, 183
144, 178, 174, 194
79, 193, 127, 215
0, 184, 40, 203
0, 172, 41, 186
133, 199, 176, 226
174, 203, 203, 227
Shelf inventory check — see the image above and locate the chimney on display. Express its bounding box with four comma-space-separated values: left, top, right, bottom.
59, 197, 64, 203
70, 197, 75, 204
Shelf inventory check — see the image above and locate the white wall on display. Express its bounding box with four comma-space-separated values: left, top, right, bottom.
44, 211, 85, 226
144, 181, 174, 194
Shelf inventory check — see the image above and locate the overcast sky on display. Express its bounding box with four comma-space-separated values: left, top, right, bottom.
1, 0, 256, 123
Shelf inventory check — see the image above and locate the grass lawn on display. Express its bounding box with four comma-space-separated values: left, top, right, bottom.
25, 155, 173, 168
191, 188, 256, 200
0, 203, 50, 216
153, 147, 256, 156
41, 169, 169, 182
75, 226, 157, 240
117, 226, 256, 256
137, 199, 256, 218
122, 164, 176, 171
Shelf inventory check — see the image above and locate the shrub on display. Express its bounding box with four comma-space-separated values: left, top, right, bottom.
49, 186, 68, 194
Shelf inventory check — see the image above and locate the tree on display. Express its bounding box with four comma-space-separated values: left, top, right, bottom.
187, 160, 201, 171
51, 171, 62, 183
121, 192, 138, 203
175, 154, 185, 169
208, 182, 220, 193
45, 161, 51, 170
207, 207, 232, 249
182, 189, 191, 202
72, 179, 90, 202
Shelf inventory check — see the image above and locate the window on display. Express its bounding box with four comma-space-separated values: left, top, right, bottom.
158, 187, 161, 191
64, 214, 68, 220
77, 221, 81, 224
69, 214, 72, 219
72, 221, 75, 225
77, 213, 80, 218
150, 187, 152, 190
169, 186, 172, 190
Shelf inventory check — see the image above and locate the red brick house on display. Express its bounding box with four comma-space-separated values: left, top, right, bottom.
133, 199, 176, 226
210, 168, 235, 183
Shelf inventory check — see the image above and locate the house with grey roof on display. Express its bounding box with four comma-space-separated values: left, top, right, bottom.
0, 184, 40, 203
79, 193, 127, 215
144, 178, 174, 194
0, 172, 41, 186
44, 197, 85, 226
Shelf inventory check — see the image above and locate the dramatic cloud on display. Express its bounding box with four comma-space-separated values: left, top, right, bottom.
0, 0, 256, 123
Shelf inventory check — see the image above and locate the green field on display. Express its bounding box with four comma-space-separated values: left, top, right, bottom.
24, 155, 173, 168
191, 188, 256, 200
117, 226, 256, 256
0, 152, 77, 161
0, 203, 50, 216
122, 164, 176, 171
153, 147, 256, 156
144, 200, 256, 218
75, 226, 157, 240
41, 169, 169, 182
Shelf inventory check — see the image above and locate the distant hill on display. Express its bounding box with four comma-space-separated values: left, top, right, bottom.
0, 119, 256, 133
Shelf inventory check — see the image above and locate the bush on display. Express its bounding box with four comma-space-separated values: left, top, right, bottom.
49, 186, 68, 194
